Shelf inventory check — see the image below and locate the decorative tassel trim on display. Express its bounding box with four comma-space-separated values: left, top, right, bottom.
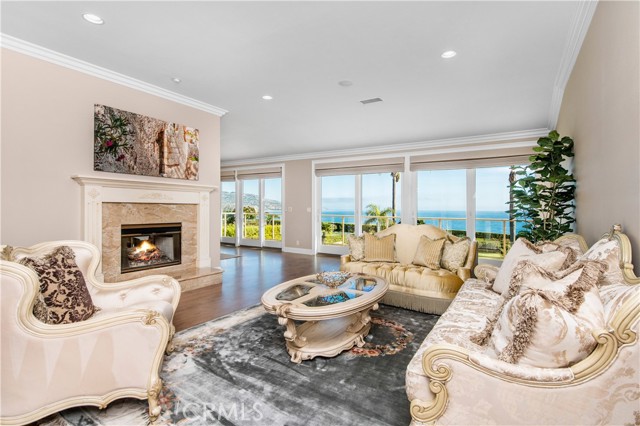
498, 295, 539, 363
470, 296, 508, 346
495, 261, 606, 364
469, 259, 606, 349
381, 291, 452, 315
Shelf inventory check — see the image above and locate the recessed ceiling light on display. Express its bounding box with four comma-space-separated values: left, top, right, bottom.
82, 13, 104, 25
262, 95, 273, 100
338, 80, 353, 87
171, 77, 182, 84
441, 50, 457, 59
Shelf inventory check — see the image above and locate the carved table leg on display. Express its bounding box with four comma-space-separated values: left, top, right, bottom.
278, 316, 308, 347
347, 302, 379, 333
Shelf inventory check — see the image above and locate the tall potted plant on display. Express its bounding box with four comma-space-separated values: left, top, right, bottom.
509, 130, 576, 242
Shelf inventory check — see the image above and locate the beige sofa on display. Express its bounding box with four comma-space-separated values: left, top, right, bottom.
340, 224, 477, 314
407, 228, 640, 425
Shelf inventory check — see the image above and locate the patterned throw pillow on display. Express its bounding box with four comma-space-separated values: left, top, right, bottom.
489, 261, 606, 367
19, 245, 97, 324
363, 233, 396, 262
347, 235, 365, 261
492, 238, 576, 295
579, 237, 624, 286
412, 236, 446, 269
441, 237, 470, 272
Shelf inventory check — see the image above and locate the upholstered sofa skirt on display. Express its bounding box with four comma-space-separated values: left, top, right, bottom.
341, 260, 464, 314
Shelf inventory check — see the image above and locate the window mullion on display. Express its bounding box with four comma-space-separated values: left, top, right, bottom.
466, 169, 476, 240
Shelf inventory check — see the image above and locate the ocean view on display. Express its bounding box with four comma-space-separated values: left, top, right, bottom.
321, 210, 526, 235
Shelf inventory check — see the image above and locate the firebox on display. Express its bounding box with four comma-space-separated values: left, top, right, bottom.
121, 223, 182, 273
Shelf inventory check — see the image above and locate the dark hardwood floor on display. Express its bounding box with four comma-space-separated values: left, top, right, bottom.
172, 245, 341, 331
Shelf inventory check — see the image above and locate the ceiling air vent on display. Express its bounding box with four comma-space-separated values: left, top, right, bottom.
360, 97, 383, 105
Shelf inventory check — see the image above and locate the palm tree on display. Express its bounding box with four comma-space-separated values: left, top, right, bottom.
364, 203, 394, 232
390, 172, 400, 221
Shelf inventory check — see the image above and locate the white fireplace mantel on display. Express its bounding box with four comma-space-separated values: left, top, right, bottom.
72, 175, 217, 275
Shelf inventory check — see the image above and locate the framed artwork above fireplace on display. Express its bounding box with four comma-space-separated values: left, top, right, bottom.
94, 104, 199, 180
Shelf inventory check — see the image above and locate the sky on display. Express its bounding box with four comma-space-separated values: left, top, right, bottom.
223, 167, 514, 213
322, 167, 513, 212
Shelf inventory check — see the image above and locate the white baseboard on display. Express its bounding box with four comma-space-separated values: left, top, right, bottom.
282, 247, 315, 255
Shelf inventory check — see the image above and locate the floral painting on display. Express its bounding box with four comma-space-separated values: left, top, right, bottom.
94, 104, 199, 180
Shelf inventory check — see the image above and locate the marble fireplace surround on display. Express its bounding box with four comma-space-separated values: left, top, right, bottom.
72, 175, 217, 284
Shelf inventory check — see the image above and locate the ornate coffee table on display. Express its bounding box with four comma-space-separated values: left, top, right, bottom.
261, 273, 388, 363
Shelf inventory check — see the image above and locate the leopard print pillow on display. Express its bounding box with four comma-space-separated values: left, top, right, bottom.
19, 246, 96, 324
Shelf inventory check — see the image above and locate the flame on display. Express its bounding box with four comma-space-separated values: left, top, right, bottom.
135, 240, 156, 253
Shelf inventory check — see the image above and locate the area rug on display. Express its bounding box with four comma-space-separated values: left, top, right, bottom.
38, 304, 439, 426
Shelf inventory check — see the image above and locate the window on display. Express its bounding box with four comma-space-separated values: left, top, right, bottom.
361, 173, 401, 234
241, 179, 260, 242
221, 181, 236, 239
320, 175, 355, 246
416, 169, 467, 237
476, 166, 527, 259
264, 178, 282, 243
222, 166, 283, 248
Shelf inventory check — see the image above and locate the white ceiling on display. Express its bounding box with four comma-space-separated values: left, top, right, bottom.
1, 1, 588, 162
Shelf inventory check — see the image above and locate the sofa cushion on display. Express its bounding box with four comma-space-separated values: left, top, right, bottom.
412, 236, 445, 269
19, 245, 97, 324
490, 261, 606, 367
364, 233, 395, 262
492, 238, 574, 295
376, 224, 449, 265
579, 237, 624, 286
347, 234, 365, 261
441, 237, 471, 273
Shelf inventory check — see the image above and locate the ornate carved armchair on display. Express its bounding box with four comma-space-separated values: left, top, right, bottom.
0, 240, 181, 425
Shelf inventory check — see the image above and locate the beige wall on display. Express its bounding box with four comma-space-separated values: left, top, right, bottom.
283, 159, 313, 250
557, 0, 640, 271
1, 49, 222, 267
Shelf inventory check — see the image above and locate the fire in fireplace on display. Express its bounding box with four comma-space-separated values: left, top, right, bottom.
121, 223, 181, 273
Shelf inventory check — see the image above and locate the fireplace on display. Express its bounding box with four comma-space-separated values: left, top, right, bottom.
121, 223, 182, 273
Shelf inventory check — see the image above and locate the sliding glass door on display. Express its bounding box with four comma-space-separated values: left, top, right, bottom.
220, 180, 237, 244
235, 177, 283, 248
263, 178, 282, 248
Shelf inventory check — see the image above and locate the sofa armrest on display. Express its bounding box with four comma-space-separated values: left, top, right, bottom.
456, 267, 471, 282
340, 254, 351, 265
468, 351, 574, 382
89, 274, 181, 313
474, 264, 499, 284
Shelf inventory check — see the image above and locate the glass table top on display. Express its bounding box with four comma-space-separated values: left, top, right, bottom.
276, 284, 314, 301
302, 291, 361, 307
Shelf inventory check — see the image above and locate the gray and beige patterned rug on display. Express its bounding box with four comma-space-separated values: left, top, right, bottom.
39, 304, 438, 426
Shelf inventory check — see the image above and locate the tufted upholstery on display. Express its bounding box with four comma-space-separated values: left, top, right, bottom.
1, 240, 181, 424
341, 224, 477, 314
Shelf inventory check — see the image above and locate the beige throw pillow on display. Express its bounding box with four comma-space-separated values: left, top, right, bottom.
19, 245, 97, 324
579, 237, 623, 286
441, 237, 470, 272
347, 234, 365, 261
363, 233, 396, 262
412, 236, 446, 269
492, 238, 575, 295
490, 261, 606, 367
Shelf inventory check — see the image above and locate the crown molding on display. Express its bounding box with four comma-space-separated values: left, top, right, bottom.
221, 128, 549, 167
547, 0, 598, 130
1, 34, 228, 117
